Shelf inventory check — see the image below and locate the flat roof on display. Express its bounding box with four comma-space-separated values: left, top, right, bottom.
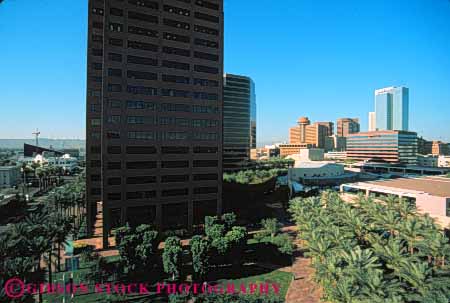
345, 176, 450, 198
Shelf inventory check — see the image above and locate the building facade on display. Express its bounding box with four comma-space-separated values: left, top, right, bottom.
374, 86, 409, 131
289, 117, 310, 144
337, 118, 360, 137
86, 0, 224, 245
346, 130, 418, 164
368, 112, 376, 132
223, 74, 255, 171
305, 123, 328, 148
0, 166, 20, 189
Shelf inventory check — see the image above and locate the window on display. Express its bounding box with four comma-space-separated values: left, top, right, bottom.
127, 55, 158, 66
193, 132, 218, 141
126, 176, 156, 184
128, 26, 159, 38
90, 104, 100, 112
194, 12, 219, 23
91, 62, 103, 70
108, 53, 122, 62
127, 70, 157, 81
89, 89, 101, 97
162, 74, 190, 84
108, 84, 122, 92
90, 76, 102, 83
192, 119, 218, 128
108, 99, 121, 108
128, 11, 158, 23
92, 34, 103, 42
107, 115, 121, 124
107, 162, 122, 170
126, 100, 156, 110
128, 131, 155, 140
108, 68, 122, 77
194, 160, 218, 167
194, 187, 218, 194
127, 161, 157, 169
162, 89, 190, 98
92, 49, 103, 56
91, 160, 101, 168
91, 146, 101, 154
159, 117, 189, 127
162, 46, 191, 57
127, 85, 158, 96
91, 118, 101, 126
106, 131, 121, 139
161, 175, 189, 183
164, 18, 190, 30
127, 191, 156, 200
193, 92, 218, 100
110, 7, 124, 16
195, 0, 219, 10
193, 173, 218, 181
93, 21, 103, 29
109, 22, 123, 32
109, 38, 123, 46
127, 40, 158, 52
128, 0, 159, 9
91, 174, 101, 182
91, 188, 101, 195
162, 132, 188, 140
194, 24, 218, 36
107, 146, 122, 154
126, 146, 157, 154
194, 51, 219, 61
92, 7, 104, 15
127, 116, 155, 124
163, 5, 190, 16
108, 178, 122, 185
162, 60, 190, 70
194, 78, 219, 87
192, 105, 219, 114
161, 146, 189, 154
163, 32, 190, 44
108, 193, 122, 201
161, 188, 189, 197
92, 132, 101, 139
195, 38, 218, 48
194, 65, 219, 74
160, 103, 190, 112
162, 161, 189, 168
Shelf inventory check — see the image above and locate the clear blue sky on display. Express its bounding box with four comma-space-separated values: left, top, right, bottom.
1, 0, 449, 145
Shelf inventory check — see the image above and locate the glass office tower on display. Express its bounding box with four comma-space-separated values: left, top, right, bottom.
374, 86, 409, 131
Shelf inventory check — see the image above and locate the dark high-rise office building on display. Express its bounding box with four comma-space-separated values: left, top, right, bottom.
86, 0, 224, 246
223, 74, 255, 171
337, 118, 360, 137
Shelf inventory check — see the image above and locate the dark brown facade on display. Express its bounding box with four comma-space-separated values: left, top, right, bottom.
86, 0, 224, 246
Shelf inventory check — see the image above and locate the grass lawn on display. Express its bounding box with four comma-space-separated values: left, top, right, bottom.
220, 270, 293, 299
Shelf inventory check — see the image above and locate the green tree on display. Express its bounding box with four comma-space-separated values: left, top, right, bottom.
163, 236, 183, 281
190, 235, 210, 280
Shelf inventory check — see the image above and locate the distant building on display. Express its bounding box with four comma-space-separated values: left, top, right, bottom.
286, 148, 324, 164
279, 143, 314, 157
325, 135, 347, 152
288, 162, 354, 187
341, 176, 450, 219
418, 155, 439, 167
316, 122, 334, 136
305, 123, 328, 148
368, 112, 376, 132
439, 156, 450, 168
325, 151, 347, 160
24, 143, 64, 158
374, 86, 409, 131
0, 166, 20, 188
337, 118, 360, 137
347, 130, 418, 165
418, 138, 449, 156
289, 117, 310, 144
20, 154, 78, 173
251, 145, 280, 160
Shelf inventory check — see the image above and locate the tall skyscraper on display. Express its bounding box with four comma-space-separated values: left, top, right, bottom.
86, 0, 224, 247
374, 86, 409, 131
223, 74, 256, 171
316, 122, 334, 137
368, 112, 376, 131
305, 123, 328, 148
336, 118, 360, 137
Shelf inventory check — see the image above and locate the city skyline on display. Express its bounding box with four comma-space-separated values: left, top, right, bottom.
1, 0, 450, 144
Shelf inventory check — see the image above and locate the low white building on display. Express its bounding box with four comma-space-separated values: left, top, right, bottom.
286, 148, 324, 164
19, 154, 78, 172
439, 156, 450, 168
289, 162, 345, 180
0, 166, 20, 188
325, 151, 347, 160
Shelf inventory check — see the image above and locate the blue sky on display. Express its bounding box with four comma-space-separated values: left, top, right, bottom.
1, 0, 449, 145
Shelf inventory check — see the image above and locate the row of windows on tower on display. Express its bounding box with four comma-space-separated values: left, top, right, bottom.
88, 101, 219, 115
91, 173, 219, 184
92, 3, 220, 20
104, 186, 218, 201
90, 159, 219, 169
90, 145, 218, 155
92, 131, 219, 141
94, 116, 219, 128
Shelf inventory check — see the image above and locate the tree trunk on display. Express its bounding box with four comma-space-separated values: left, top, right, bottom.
58, 243, 61, 272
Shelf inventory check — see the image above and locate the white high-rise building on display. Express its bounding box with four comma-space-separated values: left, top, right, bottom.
368, 112, 376, 131
374, 86, 409, 131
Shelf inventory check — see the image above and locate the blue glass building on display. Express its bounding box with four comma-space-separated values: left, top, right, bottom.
374, 86, 409, 131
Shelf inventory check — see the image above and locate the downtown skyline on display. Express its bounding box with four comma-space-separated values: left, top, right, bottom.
1, 0, 450, 144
